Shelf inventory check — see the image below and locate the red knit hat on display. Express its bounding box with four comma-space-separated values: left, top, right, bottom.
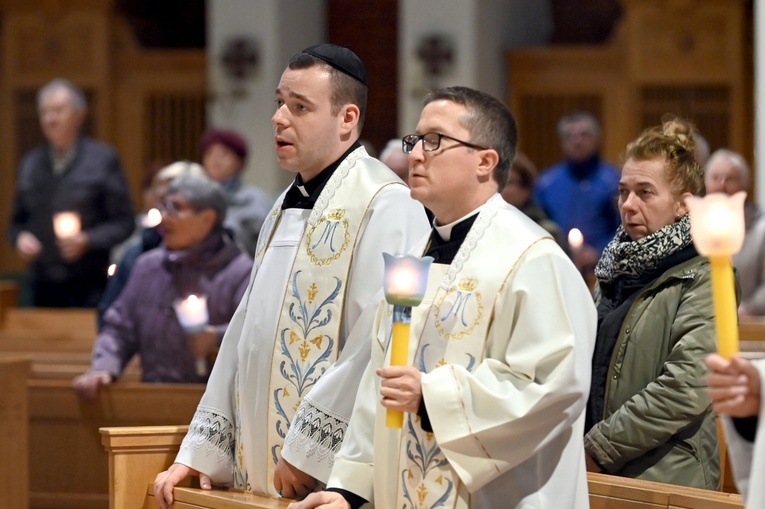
200, 129, 248, 161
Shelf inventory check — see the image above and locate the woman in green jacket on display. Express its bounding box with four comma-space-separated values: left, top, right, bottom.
584, 117, 722, 489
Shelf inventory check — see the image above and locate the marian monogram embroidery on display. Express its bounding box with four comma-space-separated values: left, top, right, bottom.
306, 209, 351, 266
271, 270, 341, 464
434, 278, 484, 341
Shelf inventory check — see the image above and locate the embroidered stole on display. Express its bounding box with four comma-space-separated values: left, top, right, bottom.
393, 195, 548, 509
252, 148, 401, 488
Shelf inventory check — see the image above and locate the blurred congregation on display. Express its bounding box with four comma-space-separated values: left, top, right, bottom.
1, 1, 764, 509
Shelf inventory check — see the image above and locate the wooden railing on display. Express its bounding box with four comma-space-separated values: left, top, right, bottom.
101, 426, 743, 509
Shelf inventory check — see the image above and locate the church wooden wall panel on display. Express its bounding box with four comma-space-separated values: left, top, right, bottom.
507, 0, 751, 193
507, 46, 632, 171
114, 50, 206, 211
0, 0, 207, 275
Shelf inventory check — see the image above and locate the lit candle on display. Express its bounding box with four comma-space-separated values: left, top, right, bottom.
568, 228, 584, 250
144, 208, 162, 228
53, 211, 81, 239
173, 294, 209, 333
382, 253, 433, 428
174, 294, 210, 376
685, 192, 746, 359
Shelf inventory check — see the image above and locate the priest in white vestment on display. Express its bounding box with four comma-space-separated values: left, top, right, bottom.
707, 354, 765, 508
290, 87, 597, 509
153, 44, 430, 508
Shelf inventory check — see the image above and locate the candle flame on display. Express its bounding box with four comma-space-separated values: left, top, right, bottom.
568, 228, 584, 249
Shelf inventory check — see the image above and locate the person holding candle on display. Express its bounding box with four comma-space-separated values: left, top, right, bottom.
96, 161, 207, 330
583, 117, 723, 489
7, 78, 135, 307
290, 86, 597, 509
533, 112, 621, 274
153, 44, 429, 507
72, 173, 253, 397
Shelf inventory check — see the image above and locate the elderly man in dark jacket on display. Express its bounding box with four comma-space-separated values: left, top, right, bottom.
8, 78, 135, 307
73, 173, 253, 398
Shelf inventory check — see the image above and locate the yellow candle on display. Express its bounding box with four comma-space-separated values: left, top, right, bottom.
386, 320, 410, 428
709, 255, 739, 359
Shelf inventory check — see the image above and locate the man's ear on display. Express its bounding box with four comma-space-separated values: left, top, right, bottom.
339, 104, 360, 135
476, 149, 500, 179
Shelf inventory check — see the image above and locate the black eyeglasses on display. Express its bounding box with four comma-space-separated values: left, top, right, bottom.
158, 199, 201, 217
402, 132, 487, 154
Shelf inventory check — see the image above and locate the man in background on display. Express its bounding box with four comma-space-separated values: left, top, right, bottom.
705, 148, 765, 316
8, 78, 134, 307
534, 111, 620, 273
379, 138, 410, 185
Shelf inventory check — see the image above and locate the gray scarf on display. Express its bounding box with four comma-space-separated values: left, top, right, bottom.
594, 214, 693, 284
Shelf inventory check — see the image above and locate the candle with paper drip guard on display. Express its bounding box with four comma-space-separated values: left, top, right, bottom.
173, 294, 210, 376
53, 211, 81, 239
382, 253, 433, 428
685, 191, 746, 359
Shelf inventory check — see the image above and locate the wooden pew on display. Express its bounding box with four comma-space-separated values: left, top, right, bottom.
0, 302, 145, 382
101, 426, 743, 509
31, 380, 203, 509
0, 356, 31, 509
0, 280, 20, 323
588, 472, 743, 508
0, 304, 98, 375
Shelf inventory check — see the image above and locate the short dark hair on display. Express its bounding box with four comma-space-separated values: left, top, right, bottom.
288, 52, 368, 132
557, 112, 601, 140
424, 86, 518, 191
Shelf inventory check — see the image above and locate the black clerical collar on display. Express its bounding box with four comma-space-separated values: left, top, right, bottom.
281, 141, 361, 209
424, 213, 479, 265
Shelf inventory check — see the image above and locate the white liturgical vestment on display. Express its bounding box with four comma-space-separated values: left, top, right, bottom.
722, 359, 765, 509
328, 194, 597, 509
174, 147, 430, 495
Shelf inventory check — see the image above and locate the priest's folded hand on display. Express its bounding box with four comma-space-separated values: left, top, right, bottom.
287, 491, 350, 509
706, 353, 762, 418
274, 455, 318, 500
377, 365, 422, 414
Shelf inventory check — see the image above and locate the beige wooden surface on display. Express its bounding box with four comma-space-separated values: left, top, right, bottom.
588, 472, 743, 509
0, 356, 31, 509
102, 425, 743, 509
32, 382, 202, 509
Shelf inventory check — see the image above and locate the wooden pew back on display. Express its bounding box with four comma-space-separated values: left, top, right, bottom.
101, 426, 743, 509
32, 381, 202, 509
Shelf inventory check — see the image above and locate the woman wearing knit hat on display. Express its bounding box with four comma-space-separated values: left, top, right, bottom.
200, 128, 274, 255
